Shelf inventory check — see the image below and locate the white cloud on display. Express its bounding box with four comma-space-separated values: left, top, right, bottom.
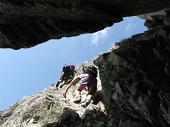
125, 23, 137, 32
90, 28, 108, 46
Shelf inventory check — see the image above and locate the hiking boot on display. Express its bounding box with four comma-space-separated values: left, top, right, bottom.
80, 98, 91, 108
59, 83, 64, 88
73, 96, 81, 103
55, 81, 60, 87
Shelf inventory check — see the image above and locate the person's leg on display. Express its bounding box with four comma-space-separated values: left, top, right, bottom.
80, 85, 97, 107
55, 80, 61, 87
66, 74, 74, 84
58, 74, 70, 88
58, 80, 66, 88
73, 84, 86, 103
56, 72, 66, 88
74, 84, 86, 96
60, 72, 65, 81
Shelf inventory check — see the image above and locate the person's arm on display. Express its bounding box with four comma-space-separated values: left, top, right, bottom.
63, 76, 80, 98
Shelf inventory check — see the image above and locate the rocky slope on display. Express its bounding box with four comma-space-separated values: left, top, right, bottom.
0, 84, 104, 127
0, 0, 170, 49
0, 64, 105, 127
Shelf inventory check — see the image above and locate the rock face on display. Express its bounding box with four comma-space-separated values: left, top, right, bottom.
95, 35, 170, 127
94, 10, 170, 127
0, 84, 104, 127
0, 85, 68, 127
0, 0, 170, 49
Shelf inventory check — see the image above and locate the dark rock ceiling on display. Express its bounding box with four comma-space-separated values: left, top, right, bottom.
0, 0, 170, 49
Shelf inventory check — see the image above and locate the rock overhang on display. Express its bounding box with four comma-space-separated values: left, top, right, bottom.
0, 0, 170, 49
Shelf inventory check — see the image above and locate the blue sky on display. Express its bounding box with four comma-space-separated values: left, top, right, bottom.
0, 16, 147, 110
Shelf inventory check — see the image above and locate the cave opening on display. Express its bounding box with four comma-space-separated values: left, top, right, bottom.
0, 16, 147, 110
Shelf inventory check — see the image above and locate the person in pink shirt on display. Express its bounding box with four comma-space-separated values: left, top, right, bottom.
63, 65, 97, 106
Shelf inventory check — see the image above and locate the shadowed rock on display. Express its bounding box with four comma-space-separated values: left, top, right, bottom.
0, 0, 170, 49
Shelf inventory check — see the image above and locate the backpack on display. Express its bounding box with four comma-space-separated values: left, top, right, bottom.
63, 65, 75, 73
83, 66, 97, 77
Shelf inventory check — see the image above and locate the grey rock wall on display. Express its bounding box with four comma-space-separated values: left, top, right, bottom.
94, 12, 170, 126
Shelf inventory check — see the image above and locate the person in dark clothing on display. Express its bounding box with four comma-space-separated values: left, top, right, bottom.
63, 65, 98, 107
56, 65, 75, 88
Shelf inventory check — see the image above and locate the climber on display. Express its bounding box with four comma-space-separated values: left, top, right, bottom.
56, 64, 76, 88
63, 65, 98, 107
